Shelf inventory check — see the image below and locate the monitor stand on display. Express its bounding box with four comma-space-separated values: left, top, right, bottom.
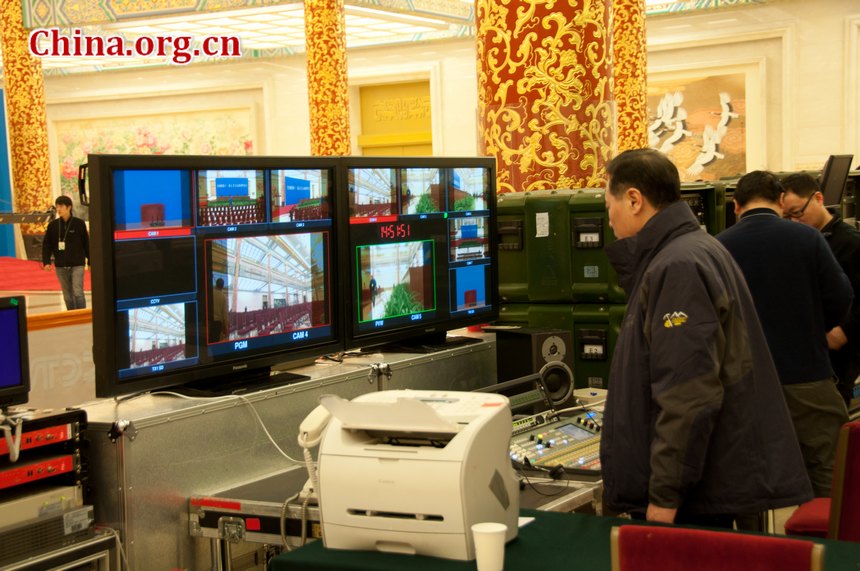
176, 367, 310, 398
365, 332, 483, 355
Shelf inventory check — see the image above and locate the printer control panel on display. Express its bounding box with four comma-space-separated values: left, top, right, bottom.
415, 392, 507, 421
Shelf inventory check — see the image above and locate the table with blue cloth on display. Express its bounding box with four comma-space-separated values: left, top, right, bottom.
268, 510, 860, 571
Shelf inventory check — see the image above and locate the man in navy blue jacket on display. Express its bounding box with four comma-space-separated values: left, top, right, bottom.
717, 171, 852, 496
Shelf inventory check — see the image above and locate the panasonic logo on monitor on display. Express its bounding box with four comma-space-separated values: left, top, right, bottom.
233, 364, 248, 371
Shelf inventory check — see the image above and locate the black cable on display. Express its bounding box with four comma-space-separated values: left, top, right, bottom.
514, 463, 571, 497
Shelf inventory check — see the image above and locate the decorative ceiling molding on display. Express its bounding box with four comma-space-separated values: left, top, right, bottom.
645, 0, 766, 16
4, 0, 767, 75
20, 0, 760, 29
19, 0, 473, 28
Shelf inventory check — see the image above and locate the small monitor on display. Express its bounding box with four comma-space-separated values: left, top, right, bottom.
820, 154, 854, 209
0, 296, 30, 409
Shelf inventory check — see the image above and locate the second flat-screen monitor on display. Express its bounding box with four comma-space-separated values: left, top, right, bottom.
343, 157, 498, 349
90, 155, 342, 398
819, 154, 854, 209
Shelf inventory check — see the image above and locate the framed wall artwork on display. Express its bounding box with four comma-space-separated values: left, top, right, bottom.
647, 59, 764, 182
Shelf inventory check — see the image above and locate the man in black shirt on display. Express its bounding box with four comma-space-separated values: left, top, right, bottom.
41, 195, 90, 310
717, 171, 852, 496
781, 173, 860, 407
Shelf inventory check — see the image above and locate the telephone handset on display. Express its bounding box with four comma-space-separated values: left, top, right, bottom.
297, 403, 332, 503
298, 404, 331, 448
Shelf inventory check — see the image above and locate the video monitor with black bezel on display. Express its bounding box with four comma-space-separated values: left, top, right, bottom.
0, 296, 30, 409
342, 156, 498, 350
819, 154, 854, 210
89, 154, 343, 398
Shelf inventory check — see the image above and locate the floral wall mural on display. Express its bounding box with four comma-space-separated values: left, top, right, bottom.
54, 108, 255, 217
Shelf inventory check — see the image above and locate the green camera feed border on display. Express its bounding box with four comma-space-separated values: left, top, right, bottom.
356, 239, 437, 323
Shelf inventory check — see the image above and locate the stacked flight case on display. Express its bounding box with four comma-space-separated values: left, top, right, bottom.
497, 188, 625, 390
0, 408, 92, 568
497, 185, 727, 390
680, 182, 726, 235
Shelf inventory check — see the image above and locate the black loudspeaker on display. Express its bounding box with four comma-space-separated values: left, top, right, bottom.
493, 327, 575, 410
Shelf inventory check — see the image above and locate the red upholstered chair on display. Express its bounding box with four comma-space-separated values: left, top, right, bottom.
610, 524, 824, 571
784, 419, 860, 542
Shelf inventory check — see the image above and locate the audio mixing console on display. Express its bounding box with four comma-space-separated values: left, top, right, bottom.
510, 409, 603, 475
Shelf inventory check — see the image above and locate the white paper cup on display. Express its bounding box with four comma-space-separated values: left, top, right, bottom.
471, 522, 507, 571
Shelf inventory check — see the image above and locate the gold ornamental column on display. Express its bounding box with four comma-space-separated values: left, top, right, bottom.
476, 0, 614, 194
304, 0, 351, 156
613, 0, 648, 151
0, 0, 52, 237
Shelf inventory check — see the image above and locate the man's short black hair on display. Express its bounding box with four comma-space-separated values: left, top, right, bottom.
780, 172, 820, 199
605, 148, 681, 209
733, 170, 783, 207
55, 195, 73, 207
216, 278, 224, 288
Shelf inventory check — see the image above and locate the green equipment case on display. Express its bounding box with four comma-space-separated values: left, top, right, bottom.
497, 191, 529, 302
680, 182, 725, 235
497, 188, 626, 304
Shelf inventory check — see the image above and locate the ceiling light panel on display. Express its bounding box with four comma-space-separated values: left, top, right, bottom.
232, 22, 272, 30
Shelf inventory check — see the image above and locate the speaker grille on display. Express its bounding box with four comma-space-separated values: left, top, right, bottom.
0, 506, 94, 565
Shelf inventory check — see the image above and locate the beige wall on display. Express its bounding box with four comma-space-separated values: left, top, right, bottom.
647, 0, 860, 171
39, 0, 859, 192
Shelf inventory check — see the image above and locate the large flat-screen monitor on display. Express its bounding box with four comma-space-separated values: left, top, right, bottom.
820, 154, 854, 209
341, 157, 498, 350
0, 296, 30, 409
89, 155, 343, 398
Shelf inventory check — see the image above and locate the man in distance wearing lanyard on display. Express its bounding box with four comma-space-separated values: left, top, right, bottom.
41, 195, 90, 310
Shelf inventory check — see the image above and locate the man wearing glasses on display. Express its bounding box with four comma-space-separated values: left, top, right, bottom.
782, 172, 860, 407
717, 170, 852, 497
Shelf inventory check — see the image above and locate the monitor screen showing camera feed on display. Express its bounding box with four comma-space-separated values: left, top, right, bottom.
270, 169, 331, 224
196, 169, 266, 229
89, 155, 342, 397
344, 157, 498, 349
0, 296, 30, 408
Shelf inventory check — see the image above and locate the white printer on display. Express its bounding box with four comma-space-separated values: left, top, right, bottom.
316, 390, 519, 560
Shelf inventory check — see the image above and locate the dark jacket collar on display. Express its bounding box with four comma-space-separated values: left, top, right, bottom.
738, 207, 780, 220
605, 201, 702, 293
820, 214, 842, 236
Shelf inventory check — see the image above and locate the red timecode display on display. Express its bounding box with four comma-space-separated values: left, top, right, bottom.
378, 222, 411, 240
